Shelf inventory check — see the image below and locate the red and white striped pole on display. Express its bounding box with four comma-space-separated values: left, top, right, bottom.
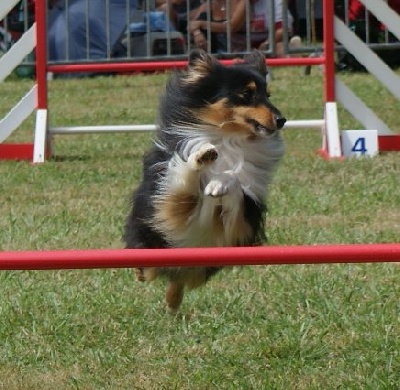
323, 0, 336, 103
35, 0, 47, 110
32, 0, 50, 162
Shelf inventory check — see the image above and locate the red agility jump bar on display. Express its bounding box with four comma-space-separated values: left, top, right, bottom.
47, 57, 324, 75
0, 244, 399, 271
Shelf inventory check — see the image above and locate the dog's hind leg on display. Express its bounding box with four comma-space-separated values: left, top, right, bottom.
165, 280, 185, 313
135, 268, 146, 282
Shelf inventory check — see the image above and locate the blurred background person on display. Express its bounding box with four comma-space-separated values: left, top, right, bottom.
250, 0, 299, 57
187, 0, 246, 53
156, 0, 204, 33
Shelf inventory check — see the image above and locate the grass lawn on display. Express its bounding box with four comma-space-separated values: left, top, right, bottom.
0, 66, 399, 389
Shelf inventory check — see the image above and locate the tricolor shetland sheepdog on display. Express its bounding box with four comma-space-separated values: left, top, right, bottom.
124, 49, 285, 312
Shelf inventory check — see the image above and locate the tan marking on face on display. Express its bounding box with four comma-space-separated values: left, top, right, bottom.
246, 81, 257, 90
195, 99, 232, 126
196, 101, 276, 135
242, 105, 276, 128
221, 105, 276, 135
237, 82, 257, 99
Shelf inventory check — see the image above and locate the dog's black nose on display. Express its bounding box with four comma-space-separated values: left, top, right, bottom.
275, 116, 286, 129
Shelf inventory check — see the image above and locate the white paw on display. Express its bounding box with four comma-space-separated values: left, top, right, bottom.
204, 173, 239, 197
188, 143, 218, 170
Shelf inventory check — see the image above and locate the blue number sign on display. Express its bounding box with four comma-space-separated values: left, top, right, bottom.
351, 137, 367, 154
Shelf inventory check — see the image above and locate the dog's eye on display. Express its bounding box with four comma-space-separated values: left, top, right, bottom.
238, 89, 254, 102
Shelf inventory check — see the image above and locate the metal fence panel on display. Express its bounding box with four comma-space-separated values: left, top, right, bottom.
0, 0, 399, 68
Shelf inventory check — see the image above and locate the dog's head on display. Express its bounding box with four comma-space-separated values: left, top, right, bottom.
182, 49, 286, 138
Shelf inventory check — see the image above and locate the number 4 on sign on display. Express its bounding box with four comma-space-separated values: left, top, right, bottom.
351, 137, 367, 154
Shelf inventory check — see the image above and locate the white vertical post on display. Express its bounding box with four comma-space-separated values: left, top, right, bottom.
324, 102, 342, 158
33, 109, 48, 163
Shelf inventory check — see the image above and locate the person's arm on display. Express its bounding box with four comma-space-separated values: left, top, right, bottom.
275, 25, 283, 42
189, 0, 246, 34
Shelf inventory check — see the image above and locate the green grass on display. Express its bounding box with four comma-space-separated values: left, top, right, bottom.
0, 68, 399, 389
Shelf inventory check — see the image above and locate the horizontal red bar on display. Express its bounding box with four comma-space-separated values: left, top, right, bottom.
0, 143, 33, 161
0, 244, 399, 271
378, 135, 400, 152
47, 57, 325, 74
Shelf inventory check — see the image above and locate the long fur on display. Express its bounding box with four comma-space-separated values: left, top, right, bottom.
124, 50, 285, 312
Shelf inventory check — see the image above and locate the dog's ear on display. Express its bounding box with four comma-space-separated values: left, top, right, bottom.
187, 49, 217, 78
244, 50, 268, 77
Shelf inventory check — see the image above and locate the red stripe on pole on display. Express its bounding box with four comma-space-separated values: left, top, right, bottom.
47, 57, 325, 74
35, 0, 48, 109
323, 0, 336, 102
0, 143, 34, 160
0, 244, 399, 271
378, 135, 400, 152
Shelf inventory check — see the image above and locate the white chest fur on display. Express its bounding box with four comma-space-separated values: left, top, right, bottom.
182, 131, 284, 202
154, 129, 284, 248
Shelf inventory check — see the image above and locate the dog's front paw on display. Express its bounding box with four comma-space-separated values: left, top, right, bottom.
188, 143, 218, 170
204, 173, 239, 197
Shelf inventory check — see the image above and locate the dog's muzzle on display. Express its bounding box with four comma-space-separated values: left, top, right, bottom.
275, 115, 286, 130
250, 116, 286, 136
